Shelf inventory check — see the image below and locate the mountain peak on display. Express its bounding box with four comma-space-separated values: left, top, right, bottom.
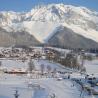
0, 3, 98, 44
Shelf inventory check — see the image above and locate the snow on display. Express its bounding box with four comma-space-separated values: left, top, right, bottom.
0, 75, 81, 98
0, 56, 98, 98
0, 58, 82, 98
23, 21, 59, 42
0, 3, 98, 43
33, 88, 48, 98
84, 60, 98, 75
62, 23, 98, 43
0, 59, 70, 73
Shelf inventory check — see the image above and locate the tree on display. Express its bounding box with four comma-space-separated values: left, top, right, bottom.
40, 64, 45, 75
60, 53, 80, 69
52, 68, 57, 77
28, 59, 35, 73
64, 53, 74, 68
72, 55, 80, 69
0, 61, 2, 67
47, 65, 52, 73
84, 54, 93, 61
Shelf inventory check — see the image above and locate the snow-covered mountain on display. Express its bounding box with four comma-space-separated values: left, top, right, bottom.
48, 26, 98, 48
0, 3, 98, 48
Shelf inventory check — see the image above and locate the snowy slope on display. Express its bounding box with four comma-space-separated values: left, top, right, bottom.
0, 3, 98, 43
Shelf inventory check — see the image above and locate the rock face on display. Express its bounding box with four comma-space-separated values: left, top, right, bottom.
0, 28, 40, 47
47, 26, 98, 49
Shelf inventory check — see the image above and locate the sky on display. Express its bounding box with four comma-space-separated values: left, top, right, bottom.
0, 0, 98, 12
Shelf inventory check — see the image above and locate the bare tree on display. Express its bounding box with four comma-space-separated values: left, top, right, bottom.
40, 64, 45, 75
47, 65, 52, 73
28, 59, 35, 73
52, 68, 57, 77
0, 61, 2, 67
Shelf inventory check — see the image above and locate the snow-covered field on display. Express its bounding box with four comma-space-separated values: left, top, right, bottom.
0, 75, 81, 98
84, 60, 98, 75
0, 59, 80, 98
0, 59, 68, 72
0, 58, 98, 98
